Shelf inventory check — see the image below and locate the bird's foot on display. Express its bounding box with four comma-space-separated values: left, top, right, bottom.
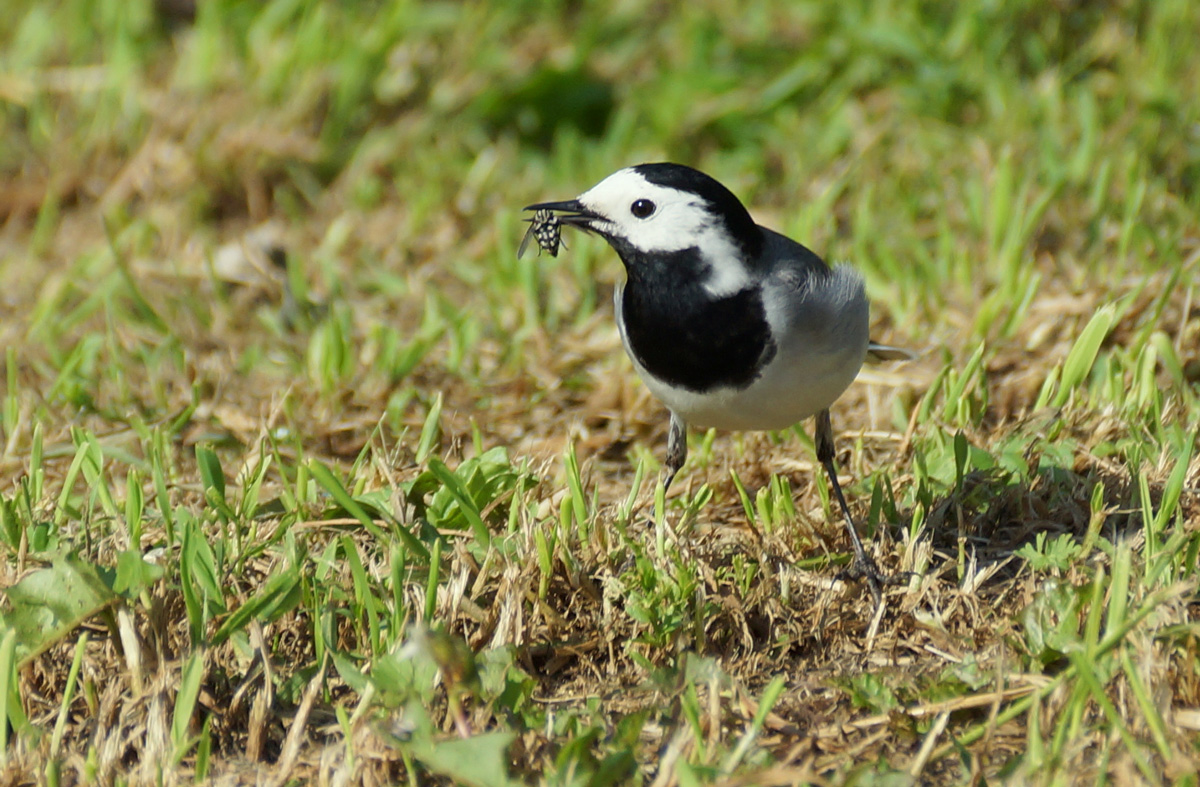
835, 553, 910, 605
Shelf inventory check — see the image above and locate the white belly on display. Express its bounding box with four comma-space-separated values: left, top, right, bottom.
616, 263, 870, 431
633, 338, 866, 430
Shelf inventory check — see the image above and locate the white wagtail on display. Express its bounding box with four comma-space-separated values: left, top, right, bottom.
523, 163, 910, 601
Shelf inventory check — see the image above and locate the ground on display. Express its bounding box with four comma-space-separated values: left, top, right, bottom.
0, 1, 1198, 784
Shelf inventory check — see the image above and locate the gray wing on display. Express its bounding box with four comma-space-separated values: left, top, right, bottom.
757, 228, 868, 358
758, 228, 914, 362
757, 227, 832, 281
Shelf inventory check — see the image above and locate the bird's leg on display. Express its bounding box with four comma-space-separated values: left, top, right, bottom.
663, 412, 687, 492
815, 408, 886, 605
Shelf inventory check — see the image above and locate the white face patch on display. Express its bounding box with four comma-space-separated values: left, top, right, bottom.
578, 168, 753, 298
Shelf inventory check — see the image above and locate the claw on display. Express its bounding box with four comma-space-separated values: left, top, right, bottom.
835, 555, 910, 604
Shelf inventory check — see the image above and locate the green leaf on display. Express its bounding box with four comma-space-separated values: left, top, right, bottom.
195, 444, 226, 502
415, 392, 443, 464
398, 700, 516, 787
371, 644, 440, 705
0, 553, 118, 665
0, 627, 30, 751
172, 649, 205, 760
1154, 435, 1193, 534
113, 549, 165, 596
181, 513, 225, 613
1053, 303, 1117, 407
308, 460, 429, 560
330, 651, 370, 695
210, 564, 302, 647
426, 458, 491, 549
953, 430, 969, 493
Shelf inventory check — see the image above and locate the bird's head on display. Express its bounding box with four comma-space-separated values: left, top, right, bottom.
525, 163, 764, 296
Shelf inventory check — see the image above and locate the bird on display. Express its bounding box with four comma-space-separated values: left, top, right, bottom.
523, 162, 911, 602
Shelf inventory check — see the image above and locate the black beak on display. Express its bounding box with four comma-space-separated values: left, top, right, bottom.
522, 199, 600, 229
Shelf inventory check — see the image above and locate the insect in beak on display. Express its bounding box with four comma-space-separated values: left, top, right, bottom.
518, 200, 604, 258
518, 208, 565, 258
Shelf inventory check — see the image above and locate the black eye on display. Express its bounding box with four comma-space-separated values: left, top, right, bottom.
631, 199, 656, 218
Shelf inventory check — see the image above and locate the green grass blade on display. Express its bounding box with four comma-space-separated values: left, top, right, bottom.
426, 458, 491, 550
1053, 304, 1117, 408
172, 649, 205, 761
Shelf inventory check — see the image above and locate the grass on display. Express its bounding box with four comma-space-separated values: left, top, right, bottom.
1, 0, 1198, 783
